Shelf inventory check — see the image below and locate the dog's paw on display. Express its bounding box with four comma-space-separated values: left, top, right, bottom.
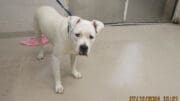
72, 71, 82, 79
36, 53, 44, 60
55, 84, 64, 94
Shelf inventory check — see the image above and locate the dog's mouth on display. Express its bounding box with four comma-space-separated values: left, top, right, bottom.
79, 51, 88, 56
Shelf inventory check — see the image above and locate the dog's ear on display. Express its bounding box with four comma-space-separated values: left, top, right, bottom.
92, 20, 104, 34
68, 16, 81, 29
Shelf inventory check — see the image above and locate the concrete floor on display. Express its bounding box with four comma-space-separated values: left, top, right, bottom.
0, 24, 180, 101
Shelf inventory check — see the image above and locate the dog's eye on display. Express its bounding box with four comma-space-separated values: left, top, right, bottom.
75, 33, 80, 37
89, 35, 94, 39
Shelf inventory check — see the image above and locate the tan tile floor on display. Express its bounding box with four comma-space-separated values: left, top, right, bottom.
0, 24, 180, 101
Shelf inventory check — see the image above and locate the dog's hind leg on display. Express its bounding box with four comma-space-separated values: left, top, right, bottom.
34, 16, 44, 60
36, 34, 45, 60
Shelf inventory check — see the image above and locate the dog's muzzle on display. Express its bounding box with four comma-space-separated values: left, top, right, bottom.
79, 44, 88, 56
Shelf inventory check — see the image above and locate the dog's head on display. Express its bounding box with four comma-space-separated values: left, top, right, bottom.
68, 16, 104, 56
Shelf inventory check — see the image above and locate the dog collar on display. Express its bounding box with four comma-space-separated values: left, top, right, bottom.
67, 24, 70, 34
67, 21, 72, 34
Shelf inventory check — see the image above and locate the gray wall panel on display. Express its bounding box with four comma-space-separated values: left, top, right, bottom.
69, 0, 125, 23
0, 0, 69, 33
126, 0, 176, 22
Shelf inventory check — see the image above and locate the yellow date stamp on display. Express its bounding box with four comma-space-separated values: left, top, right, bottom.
129, 96, 178, 101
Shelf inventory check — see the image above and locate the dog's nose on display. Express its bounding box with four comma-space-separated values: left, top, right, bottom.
79, 44, 88, 55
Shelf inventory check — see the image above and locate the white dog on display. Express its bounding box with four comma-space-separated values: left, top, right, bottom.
34, 6, 104, 94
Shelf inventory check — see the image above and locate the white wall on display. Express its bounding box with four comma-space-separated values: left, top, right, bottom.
0, 0, 69, 33
173, 0, 180, 23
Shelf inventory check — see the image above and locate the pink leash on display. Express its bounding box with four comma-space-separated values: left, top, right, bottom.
20, 35, 48, 46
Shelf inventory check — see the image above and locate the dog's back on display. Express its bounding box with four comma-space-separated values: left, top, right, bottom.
34, 6, 68, 44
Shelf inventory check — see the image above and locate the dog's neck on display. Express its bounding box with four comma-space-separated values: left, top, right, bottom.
64, 22, 77, 55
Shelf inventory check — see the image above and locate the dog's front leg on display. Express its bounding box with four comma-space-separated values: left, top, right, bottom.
52, 55, 64, 94
70, 54, 82, 79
